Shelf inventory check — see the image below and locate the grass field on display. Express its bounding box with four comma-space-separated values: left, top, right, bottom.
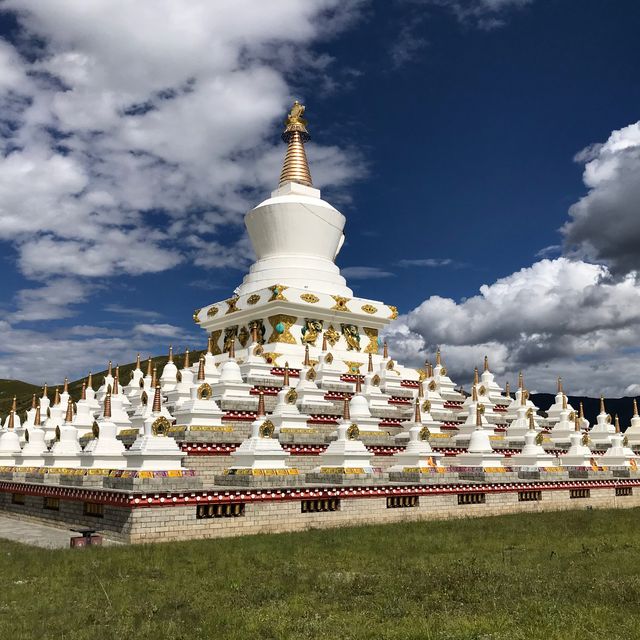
1, 509, 639, 639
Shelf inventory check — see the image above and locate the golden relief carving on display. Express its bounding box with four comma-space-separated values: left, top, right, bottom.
372, 374, 380, 387
300, 293, 320, 303
582, 434, 590, 446
535, 432, 544, 445
306, 367, 317, 381
92, 422, 100, 438
247, 294, 261, 305
440, 366, 448, 376
388, 305, 399, 320
324, 353, 334, 364
268, 314, 297, 344
197, 383, 212, 400
253, 344, 264, 356
260, 352, 281, 365
479, 385, 486, 396
386, 359, 395, 370
422, 400, 431, 412
428, 380, 437, 391
152, 416, 171, 437
259, 420, 275, 438
301, 319, 323, 346
363, 327, 379, 354
341, 324, 361, 351
209, 330, 222, 356
193, 308, 202, 324
207, 306, 219, 317
324, 325, 340, 347
344, 361, 362, 375
347, 424, 360, 440
419, 426, 430, 441
285, 389, 298, 405
223, 326, 238, 353
268, 284, 289, 301
238, 326, 250, 348
225, 297, 240, 314
361, 304, 377, 314
249, 319, 266, 345
417, 369, 427, 382
331, 295, 351, 312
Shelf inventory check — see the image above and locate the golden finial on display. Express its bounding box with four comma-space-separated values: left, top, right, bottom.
283, 361, 290, 387
304, 344, 311, 367
355, 376, 362, 394
34, 403, 41, 427
63, 377, 68, 393
484, 355, 489, 372
322, 333, 328, 351
574, 412, 581, 431
473, 367, 479, 385
113, 369, 119, 395
520, 387, 526, 406
342, 396, 350, 422
54, 387, 60, 405
414, 398, 421, 423
81, 381, 86, 401
151, 366, 157, 388
11, 396, 16, 412
146, 358, 153, 377
368, 352, 373, 373
136, 353, 141, 369
505, 381, 510, 399
64, 397, 74, 423
475, 405, 482, 428
518, 371, 523, 389
250, 324, 258, 345
436, 348, 441, 366
183, 348, 190, 369
529, 411, 535, 430
42, 383, 48, 399
579, 401, 584, 418
228, 338, 236, 359
208, 334, 214, 353
104, 393, 112, 419
634, 399, 639, 417
87, 372, 94, 391
31, 393, 37, 409
383, 341, 389, 359
557, 376, 563, 393
279, 101, 312, 187
418, 381, 424, 398
152, 385, 162, 413
562, 394, 567, 410
168, 346, 173, 363
615, 414, 620, 433
197, 356, 205, 381
600, 395, 605, 413
8, 410, 15, 430
107, 360, 112, 376
472, 385, 478, 402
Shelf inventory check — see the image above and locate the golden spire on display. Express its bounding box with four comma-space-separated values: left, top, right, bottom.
528, 411, 535, 430
520, 387, 526, 406
418, 381, 424, 398
505, 381, 510, 399
53, 387, 60, 405
42, 383, 48, 399
104, 393, 112, 419
11, 396, 16, 412
81, 381, 86, 401
600, 395, 605, 413
31, 393, 37, 409
256, 391, 266, 417
472, 385, 478, 402
228, 338, 235, 359
63, 377, 69, 393
304, 344, 310, 367
113, 369, 119, 395
579, 402, 585, 418
136, 353, 141, 370
64, 397, 74, 423
557, 376, 563, 393
634, 399, 639, 417
107, 360, 112, 376
168, 346, 173, 363
283, 362, 290, 387
414, 398, 421, 423
151, 366, 157, 388
355, 376, 362, 394
383, 341, 389, 359
146, 358, 153, 378
207, 334, 214, 353
342, 396, 350, 422
518, 371, 523, 389
8, 410, 15, 430
152, 385, 162, 413
473, 367, 479, 385
475, 405, 482, 428
279, 101, 312, 187
483, 355, 489, 372
562, 394, 567, 410
574, 411, 581, 431
251, 325, 259, 345
183, 348, 190, 369
34, 403, 41, 427
615, 414, 620, 433
197, 356, 205, 381
368, 353, 373, 373
87, 372, 93, 391
435, 348, 441, 366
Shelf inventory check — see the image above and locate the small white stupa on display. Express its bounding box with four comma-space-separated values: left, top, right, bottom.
81, 394, 127, 469
96, 361, 114, 403
578, 402, 590, 430
549, 394, 577, 444
211, 339, 252, 401
311, 398, 374, 474
545, 377, 575, 424
505, 372, 538, 420
124, 385, 184, 471
589, 396, 616, 445
124, 354, 144, 400
454, 406, 505, 469
25, 393, 38, 426
480, 356, 505, 403
454, 386, 489, 443
159, 346, 179, 394
203, 336, 222, 384
389, 401, 443, 472
2, 397, 22, 437
0, 410, 22, 465
294, 346, 334, 408
166, 349, 197, 409
83, 372, 101, 413
16, 404, 48, 466
509, 413, 558, 469
239, 326, 275, 381
270, 363, 312, 433
39, 384, 51, 418
431, 349, 462, 401
314, 334, 347, 389
72, 381, 96, 437
598, 415, 637, 468
225, 392, 295, 475
43, 398, 82, 468
506, 388, 539, 445
173, 356, 225, 430
130, 366, 174, 431
624, 399, 640, 445
346, 376, 381, 433
560, 414, 594, 468
42, 387, 65, 441
106, 371, 133, 432
458, 368, 497, 422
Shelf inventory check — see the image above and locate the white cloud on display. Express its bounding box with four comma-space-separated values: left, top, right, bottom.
562, 121, 640, 276
386, 257, 640, 396
9, 279, 90, 322
420, 0, 532, 29
133, 323, 187, 338
0, 0, 367, 304
396, 258, 456, 267
341, 266, 395, 280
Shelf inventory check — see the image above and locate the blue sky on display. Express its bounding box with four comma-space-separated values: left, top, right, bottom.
0, 0, 640, 396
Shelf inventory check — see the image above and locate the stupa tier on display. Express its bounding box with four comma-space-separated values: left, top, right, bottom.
1, 101, 639, 544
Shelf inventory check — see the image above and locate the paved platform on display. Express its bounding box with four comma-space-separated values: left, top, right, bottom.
0, 514, 121, 549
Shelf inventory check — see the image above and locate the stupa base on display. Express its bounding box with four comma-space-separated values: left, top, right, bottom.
214, 469, 302, 487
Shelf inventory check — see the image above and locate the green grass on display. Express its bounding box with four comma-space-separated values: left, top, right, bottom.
1, 509, 640, 639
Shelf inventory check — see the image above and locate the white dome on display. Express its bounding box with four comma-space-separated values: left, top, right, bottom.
220, 360, 243, 383
349, 394, 371, 419
468, 428, 493, 454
